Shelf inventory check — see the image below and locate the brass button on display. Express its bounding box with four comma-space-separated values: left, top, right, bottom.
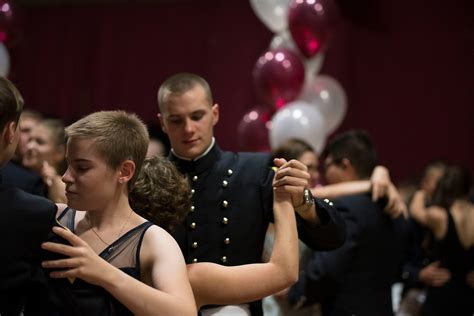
192, 175, 198, 182
222, 180, 228, 187
221, 256, 227, 263
224, 237, 230, 245
192, 242, 198, 248
227, 169, 233, 176
222, 217, 229, 225
190, 222, 196, 229
191, 189, 195, 195
192, 258, 198, 263
190, 205, 195, 212
222, 200, 229, 208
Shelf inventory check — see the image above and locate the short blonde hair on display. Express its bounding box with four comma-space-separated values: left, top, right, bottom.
157, 72, 213, 112
66, 111, 149, 186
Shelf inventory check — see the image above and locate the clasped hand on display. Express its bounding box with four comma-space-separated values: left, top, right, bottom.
272, 158, 310, 206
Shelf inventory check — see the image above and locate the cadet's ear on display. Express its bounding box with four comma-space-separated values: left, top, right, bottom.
211, 103, 219, 126
3, 121, 17, 145
157, 113, 167, 133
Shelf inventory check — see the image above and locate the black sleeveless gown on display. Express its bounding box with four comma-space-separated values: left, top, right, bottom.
422, 210, 474, 316
46, 207, 153, 316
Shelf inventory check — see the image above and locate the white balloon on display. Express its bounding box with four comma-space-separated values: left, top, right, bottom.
299, 75, 347, 134
304, 53, 325, 82
269, 30, 296, 50
250, 0, 290, 33
0, 43, 10, 77
269, 101, 326, 154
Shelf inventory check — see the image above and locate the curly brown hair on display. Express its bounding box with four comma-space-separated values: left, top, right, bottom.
130, 156, 191, 233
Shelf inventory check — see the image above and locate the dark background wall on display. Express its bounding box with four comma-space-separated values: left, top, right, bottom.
7, 0, 474, 182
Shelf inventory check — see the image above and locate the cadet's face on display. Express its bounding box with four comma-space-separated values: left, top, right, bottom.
62, 138, 120, 211
298, 150, 320, 187
159, 85, 219, 160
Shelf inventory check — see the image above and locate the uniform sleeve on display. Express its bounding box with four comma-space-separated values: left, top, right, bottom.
289, 203, 358, 305
296, 198, 346, 251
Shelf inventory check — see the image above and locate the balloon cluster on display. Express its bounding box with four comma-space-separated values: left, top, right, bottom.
238, 0, 347, 154
0, 0, 14, 76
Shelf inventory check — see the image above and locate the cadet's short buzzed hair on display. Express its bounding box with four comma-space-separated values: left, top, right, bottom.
66, 111, 149, 187
0, 77, 24, 131
157, 72, 213, 112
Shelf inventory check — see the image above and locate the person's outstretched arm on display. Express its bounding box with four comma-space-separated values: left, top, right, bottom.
187, 163, 298, 308
311, 181, 371, 199
312, 165, 407, 218
42, 225, 196, 316
410, 190, 431, 226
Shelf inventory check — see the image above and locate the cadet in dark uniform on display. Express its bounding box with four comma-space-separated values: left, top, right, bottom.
157, 73, 346, 315
0, 76, 57, 315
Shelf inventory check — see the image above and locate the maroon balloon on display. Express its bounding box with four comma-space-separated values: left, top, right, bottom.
237, 106, 273, 152
0, 0, 14, 43
253, 48, 305, 110
288, 0, 336, 58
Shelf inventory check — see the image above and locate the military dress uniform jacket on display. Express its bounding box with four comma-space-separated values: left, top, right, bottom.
169, 143, 346, 266
0, 169, 57, 315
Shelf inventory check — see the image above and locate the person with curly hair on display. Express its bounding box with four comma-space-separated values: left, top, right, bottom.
130, 156, 191, 233
130, 156, 299, 310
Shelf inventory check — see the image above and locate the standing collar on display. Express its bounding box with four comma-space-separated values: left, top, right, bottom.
170, 137, 215, 161
169, 139, 221, 174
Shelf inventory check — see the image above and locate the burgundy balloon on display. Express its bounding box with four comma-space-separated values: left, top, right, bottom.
253, 48, 305, 110
288, 0, 335, 58
237, 106, 273, 152
0, 0, 14, 42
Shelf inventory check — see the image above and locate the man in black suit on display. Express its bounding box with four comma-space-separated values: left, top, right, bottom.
289, 130, 407, 316
157, 72, 346, 315
0, 76, 57, 315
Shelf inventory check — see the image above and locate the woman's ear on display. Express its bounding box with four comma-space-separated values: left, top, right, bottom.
118, 160, 136, 184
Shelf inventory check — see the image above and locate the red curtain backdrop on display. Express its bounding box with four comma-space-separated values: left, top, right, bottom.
8, 0, 474, 182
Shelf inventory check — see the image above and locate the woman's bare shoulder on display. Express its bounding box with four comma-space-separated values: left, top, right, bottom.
140, 224, 183, 260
